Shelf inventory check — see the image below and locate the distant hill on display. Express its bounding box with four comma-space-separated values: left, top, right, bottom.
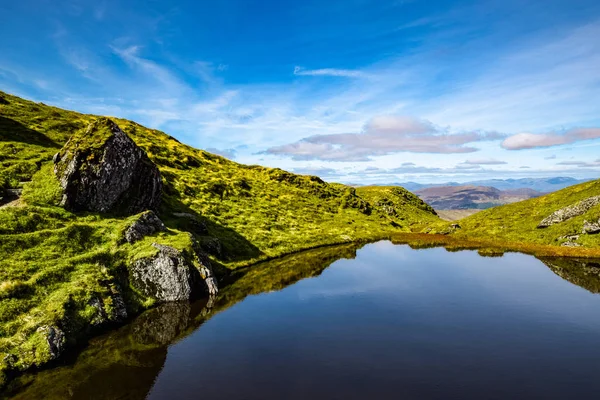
415, 185, 542, 210
399, 177, 589, 193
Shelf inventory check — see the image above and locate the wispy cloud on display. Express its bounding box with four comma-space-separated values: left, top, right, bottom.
502, 128, 600, 150
557, 159, 600, 167
293, 66, 367, 78
462, 158, 507, 165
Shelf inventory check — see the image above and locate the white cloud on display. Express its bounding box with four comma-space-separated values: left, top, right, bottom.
264, 115, 504, 161
502, 128, 600, 150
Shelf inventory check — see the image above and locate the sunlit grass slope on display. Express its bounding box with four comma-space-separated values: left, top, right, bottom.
452, 179, 600, 248
0, 90, 439, 266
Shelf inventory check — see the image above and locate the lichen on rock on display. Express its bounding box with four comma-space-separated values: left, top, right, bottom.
53, 118, 162, 215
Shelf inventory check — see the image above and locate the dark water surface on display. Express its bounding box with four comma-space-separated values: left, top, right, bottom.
6, 241, 600, 399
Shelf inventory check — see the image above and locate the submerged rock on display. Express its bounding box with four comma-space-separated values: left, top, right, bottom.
53, 118, 162, 214
124, 211, 166, 244
538, 195, 600, 228
130, 240, 218, 302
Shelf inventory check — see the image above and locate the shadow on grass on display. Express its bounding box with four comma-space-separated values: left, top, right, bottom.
158, 182, 264, 269
0, 116, 61, 148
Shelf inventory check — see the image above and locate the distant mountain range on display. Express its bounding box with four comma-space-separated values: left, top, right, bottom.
398, 177, 590, 193
414, 185, 542, 210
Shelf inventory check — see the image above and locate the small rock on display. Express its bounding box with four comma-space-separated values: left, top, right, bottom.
561, 241, 582, 247
88, 287, 128, 325
36, 326, 66, 361
124, 211, 166, 244
582, 219, 600, 234
450, 223, 461, 229
558, 234, 580, 241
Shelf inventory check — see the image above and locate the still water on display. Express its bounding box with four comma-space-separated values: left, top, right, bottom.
6, 241, 600, 399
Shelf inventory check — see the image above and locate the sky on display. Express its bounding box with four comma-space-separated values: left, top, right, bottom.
1, 0, 600, 184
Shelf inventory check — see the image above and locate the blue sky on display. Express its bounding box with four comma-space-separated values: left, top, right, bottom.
1, 0, 600, 184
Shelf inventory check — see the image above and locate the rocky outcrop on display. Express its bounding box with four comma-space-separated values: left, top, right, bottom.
124, 211, 166, 244
53, 118, 162, 214
537, 195, 600, 228
36, 326, 66, 361
130, 240, 218, 302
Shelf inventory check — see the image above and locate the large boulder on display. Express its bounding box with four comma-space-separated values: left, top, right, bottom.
53, 118, 162, 214
130, 240, 218, 302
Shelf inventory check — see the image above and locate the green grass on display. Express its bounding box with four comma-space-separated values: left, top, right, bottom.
0, 90, 440, 381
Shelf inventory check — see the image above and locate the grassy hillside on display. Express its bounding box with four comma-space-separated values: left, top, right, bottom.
451, 179, 600, 248
0, 90, 438, 265
0, 90, 439, 381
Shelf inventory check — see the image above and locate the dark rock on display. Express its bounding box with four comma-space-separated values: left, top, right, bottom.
538, 195, 600, 228
450, 223, 461, 229
36, 326, 66, 361
53, 118, 162, 214
583, 219, 600, 234
124, 211, 166, 244
130, 242, 218, 302
88, 287, 128, 325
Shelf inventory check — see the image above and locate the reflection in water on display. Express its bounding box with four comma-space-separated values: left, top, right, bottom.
4, 300, 211, 400
540, 257, 600, 294
3, 243, 364, 399
4, 241, 600, 399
